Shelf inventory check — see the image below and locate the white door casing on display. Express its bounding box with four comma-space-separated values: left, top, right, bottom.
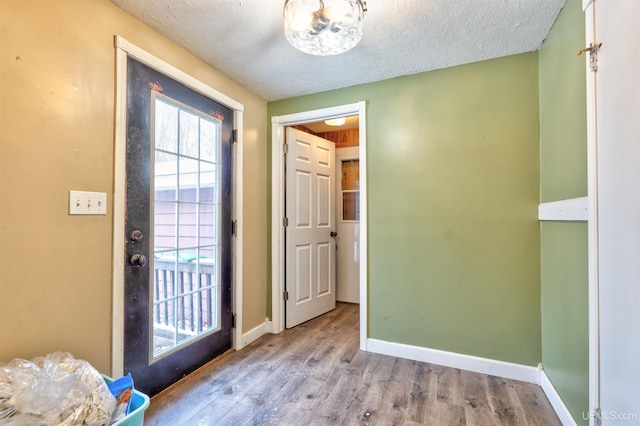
585, 0, 640, 423
113, 37, 245, 377
285, 128, 336, 328
271, 102, 367, 350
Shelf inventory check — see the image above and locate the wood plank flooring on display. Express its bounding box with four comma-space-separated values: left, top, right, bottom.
145, 303, 561, 425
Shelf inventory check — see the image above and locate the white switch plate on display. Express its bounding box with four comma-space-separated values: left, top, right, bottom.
69, 190, 107, 215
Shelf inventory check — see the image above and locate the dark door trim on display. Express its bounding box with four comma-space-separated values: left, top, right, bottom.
113, 36, 245, 378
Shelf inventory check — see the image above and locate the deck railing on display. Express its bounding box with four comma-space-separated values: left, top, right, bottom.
153, 259, 217, 338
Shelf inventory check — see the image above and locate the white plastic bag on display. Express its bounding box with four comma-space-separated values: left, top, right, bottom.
0, 352, 116, 426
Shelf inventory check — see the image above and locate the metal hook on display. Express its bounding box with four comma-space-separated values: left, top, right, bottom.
577, 42, 602, 56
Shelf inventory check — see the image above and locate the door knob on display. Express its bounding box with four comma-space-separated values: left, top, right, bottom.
330, 231, 338, 237
130, 253, 147, 268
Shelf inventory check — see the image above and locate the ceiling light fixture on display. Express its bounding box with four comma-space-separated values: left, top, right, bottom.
284, 0, 367, 56
325, 117, 346, 126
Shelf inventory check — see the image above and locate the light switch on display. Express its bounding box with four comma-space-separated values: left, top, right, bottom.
69, 190, 107, 215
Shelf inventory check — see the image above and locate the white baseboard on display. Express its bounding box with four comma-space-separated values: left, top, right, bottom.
366, 338, 540, 384
540, 370, 578, 426
240, 319, 272, 348
366, 339, 579, 424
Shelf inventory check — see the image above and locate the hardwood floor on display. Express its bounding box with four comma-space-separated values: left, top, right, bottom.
145, 303, 561, 425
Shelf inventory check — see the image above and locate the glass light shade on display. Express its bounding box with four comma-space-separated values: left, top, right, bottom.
325, 117, 346, 126
284, 0, 366, 56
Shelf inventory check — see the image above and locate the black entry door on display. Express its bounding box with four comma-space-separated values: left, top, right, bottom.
124, 58, 233, 396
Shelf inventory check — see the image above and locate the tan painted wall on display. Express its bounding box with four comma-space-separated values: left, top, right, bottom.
0, 0, 267, 374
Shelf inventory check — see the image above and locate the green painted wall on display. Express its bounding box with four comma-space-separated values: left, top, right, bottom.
540, 2, 588, 202
269, 52, 542, 366
540, 222, 588, 423
539, 1, 589, 424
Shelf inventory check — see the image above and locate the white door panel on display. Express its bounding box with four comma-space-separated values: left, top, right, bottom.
317, 174, 331, 226
295, 170, 311, 227
295, 245, 312, 302
317, 242, 331, 295
336, 222, 360, 303
286, 128, 336, 328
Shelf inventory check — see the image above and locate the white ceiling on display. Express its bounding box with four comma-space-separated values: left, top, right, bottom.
109, 0, 566, 102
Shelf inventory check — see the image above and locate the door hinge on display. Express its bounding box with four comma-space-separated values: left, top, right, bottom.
283, 217, 289, 227
594, 408, 602, 426
232, 220, 237, 236
283, 143, 289, 154
283, 291, 289, 301
232, 129, 238, 143
231, 312, 236, 328
577, 42, 602, 72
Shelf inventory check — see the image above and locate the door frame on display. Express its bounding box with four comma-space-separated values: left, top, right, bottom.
271, 102, 367, 350
584, 0, 640, 421
583, 0, 600, 421
112, 36, 245, 377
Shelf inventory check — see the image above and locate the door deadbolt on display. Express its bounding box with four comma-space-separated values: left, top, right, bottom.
129, 229, 144, 242
129, 253, 147, 268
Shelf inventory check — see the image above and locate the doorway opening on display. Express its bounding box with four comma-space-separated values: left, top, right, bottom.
271, 102, 368, 351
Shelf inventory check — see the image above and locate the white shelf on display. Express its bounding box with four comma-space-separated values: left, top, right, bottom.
538, 197, 588, 221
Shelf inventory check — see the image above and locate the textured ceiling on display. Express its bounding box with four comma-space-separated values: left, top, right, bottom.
109, 0, 565, 102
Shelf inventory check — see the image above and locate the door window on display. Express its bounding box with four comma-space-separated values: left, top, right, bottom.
341, 159, 360, 221
152, 95, 222, 358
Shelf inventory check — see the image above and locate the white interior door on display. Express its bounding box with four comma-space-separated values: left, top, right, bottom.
585, 0, 640, 423
336, 147, 360, 303
285, 127, 336, 328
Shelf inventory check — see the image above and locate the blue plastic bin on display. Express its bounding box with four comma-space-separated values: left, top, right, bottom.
102, 375, 150, 426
